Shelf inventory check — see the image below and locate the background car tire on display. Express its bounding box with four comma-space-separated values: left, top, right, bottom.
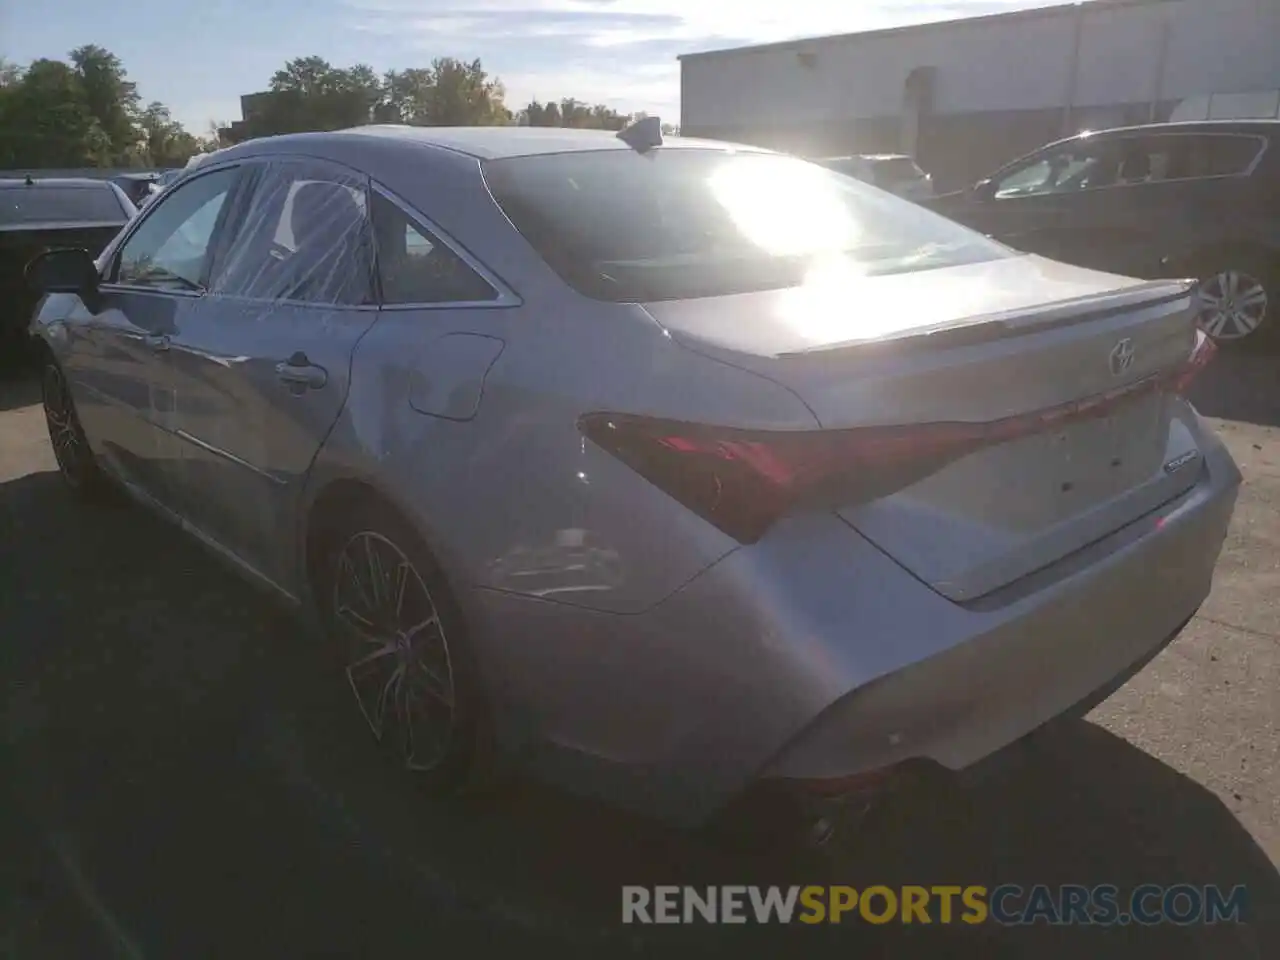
1191, 251, 1278, 350
315, 499, 494, 795
40, 357, 115, 502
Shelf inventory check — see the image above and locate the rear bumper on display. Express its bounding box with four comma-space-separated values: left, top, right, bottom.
466, 419, 1240, 827
950, 605, 1196, 792
760, 434, 1238, 788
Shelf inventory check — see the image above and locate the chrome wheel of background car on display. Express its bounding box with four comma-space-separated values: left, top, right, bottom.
42, 362, 88, 486
332, 530, 457, 772
1197, 270, 1268, 341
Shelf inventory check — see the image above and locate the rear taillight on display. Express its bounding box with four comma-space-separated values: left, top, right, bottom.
579, 413, 984, 543
580, 332, 1218, 544
1171, 329, 1216, 395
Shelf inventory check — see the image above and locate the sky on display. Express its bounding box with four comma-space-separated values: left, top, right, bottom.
2, 0, 1066, 134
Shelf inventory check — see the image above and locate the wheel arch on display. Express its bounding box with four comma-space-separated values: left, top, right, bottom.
299, 472, 469, 613
1165, 240, 1280, 279
298, 470, 505, 785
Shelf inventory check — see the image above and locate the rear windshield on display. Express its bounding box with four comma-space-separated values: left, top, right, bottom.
484, 149, 1006, 302
0, 186, 127, 225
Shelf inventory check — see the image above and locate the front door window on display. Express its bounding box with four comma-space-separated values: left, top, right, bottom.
113, 167, 239, 292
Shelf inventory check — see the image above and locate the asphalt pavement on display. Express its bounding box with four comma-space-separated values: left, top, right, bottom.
1, 349, 1277, 959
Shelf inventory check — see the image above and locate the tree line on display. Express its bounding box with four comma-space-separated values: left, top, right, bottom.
0, 48, 678, 171
0, 46, 204, 169
244, 55, 678, 139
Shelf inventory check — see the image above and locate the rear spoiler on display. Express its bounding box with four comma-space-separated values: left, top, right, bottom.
778, 278, 1197, 358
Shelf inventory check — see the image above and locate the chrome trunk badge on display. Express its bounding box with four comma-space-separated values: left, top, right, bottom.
1109, 338, 1135, 377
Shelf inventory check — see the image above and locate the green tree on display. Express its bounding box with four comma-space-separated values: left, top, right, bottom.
0, 58, 112, 168
519, 100, 562, 127
376, 68, 435, 124
0, 58, 22, 89
270, 55, 339, 97
139, 101, 200, 167
422, 58, 509, 126
518, 99, 634, 131
267, 56, 382, 131
69, 44, 141, 163
251, 55, 510, 135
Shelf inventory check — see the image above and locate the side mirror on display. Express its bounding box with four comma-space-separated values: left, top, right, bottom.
971, 179, 997, 202
27, 248, 100, 300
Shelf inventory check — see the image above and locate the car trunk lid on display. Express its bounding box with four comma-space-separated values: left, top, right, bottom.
644, 256, 1206, 601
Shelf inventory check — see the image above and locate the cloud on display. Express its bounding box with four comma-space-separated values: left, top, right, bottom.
341, 0, 1057, 116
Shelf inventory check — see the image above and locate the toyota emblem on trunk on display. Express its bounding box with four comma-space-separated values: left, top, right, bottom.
1109, 338, 1135, 377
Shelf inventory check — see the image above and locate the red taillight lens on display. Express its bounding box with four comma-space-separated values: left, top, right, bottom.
581, 333, 1216, 544
1171, 329, 1216, 395
579, 413, 985, 543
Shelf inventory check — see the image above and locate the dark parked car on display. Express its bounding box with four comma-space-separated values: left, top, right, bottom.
111, 172, 162, 208
926, 120, 1280, 346
0, 176, 135, 349
813, 154, 935, 202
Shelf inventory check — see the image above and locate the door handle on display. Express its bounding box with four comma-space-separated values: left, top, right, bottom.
275, 352, 328, 392
145, 334, 170, 352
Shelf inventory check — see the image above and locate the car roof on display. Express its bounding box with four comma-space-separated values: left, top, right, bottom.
1058, 118, 1280, 146
0, 177, 115, 188
235, 124, 759, 161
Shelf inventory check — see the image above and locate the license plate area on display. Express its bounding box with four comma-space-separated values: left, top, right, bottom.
894, 392, 1170, 532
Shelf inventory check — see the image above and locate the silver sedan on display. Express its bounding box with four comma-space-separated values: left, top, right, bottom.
27, 124, 1240, 838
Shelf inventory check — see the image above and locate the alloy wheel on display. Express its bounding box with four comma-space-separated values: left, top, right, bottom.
42, 362, 86, 486
331, 530, 457, 772
1197, 270, 1268, 341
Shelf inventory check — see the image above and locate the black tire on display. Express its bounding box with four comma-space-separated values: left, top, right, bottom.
315, 499, 492, 794
1191, 251, 1279, 350
40, 357, 115, 501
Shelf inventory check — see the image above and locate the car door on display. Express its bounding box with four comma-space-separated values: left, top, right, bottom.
948, 138, 1124, 264
1082, 132, 1268, 279
61, 165, 244, 507
161, 157, 379, 586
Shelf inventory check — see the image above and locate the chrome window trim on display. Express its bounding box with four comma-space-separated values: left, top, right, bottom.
993, 131, 1270, 200
97, 283, 206, 300
199, 292, 381, 313
370, 182, 522, 311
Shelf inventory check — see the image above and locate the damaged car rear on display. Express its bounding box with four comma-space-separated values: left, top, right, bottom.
27, 128, 1240, 846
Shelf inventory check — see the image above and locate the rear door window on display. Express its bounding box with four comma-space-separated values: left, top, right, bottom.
1174, 134, 1266, 178
370, 192, 499, 305
211, 159, 374, 306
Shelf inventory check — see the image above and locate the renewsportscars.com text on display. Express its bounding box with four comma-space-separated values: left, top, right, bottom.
621, 884, 1248, 926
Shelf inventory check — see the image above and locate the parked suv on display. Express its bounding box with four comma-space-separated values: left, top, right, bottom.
813, 154, 935, 202
926, 120, 1280, 347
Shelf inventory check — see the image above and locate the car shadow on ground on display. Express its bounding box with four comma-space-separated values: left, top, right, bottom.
1188, 342, 1280, 428
1, 468, 1277, 959
0, 360, 40, 413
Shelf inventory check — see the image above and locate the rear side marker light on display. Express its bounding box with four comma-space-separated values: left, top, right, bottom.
580, 331, 1217, 544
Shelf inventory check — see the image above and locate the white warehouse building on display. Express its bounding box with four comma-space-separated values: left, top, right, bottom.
678, 0, 1280, 191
